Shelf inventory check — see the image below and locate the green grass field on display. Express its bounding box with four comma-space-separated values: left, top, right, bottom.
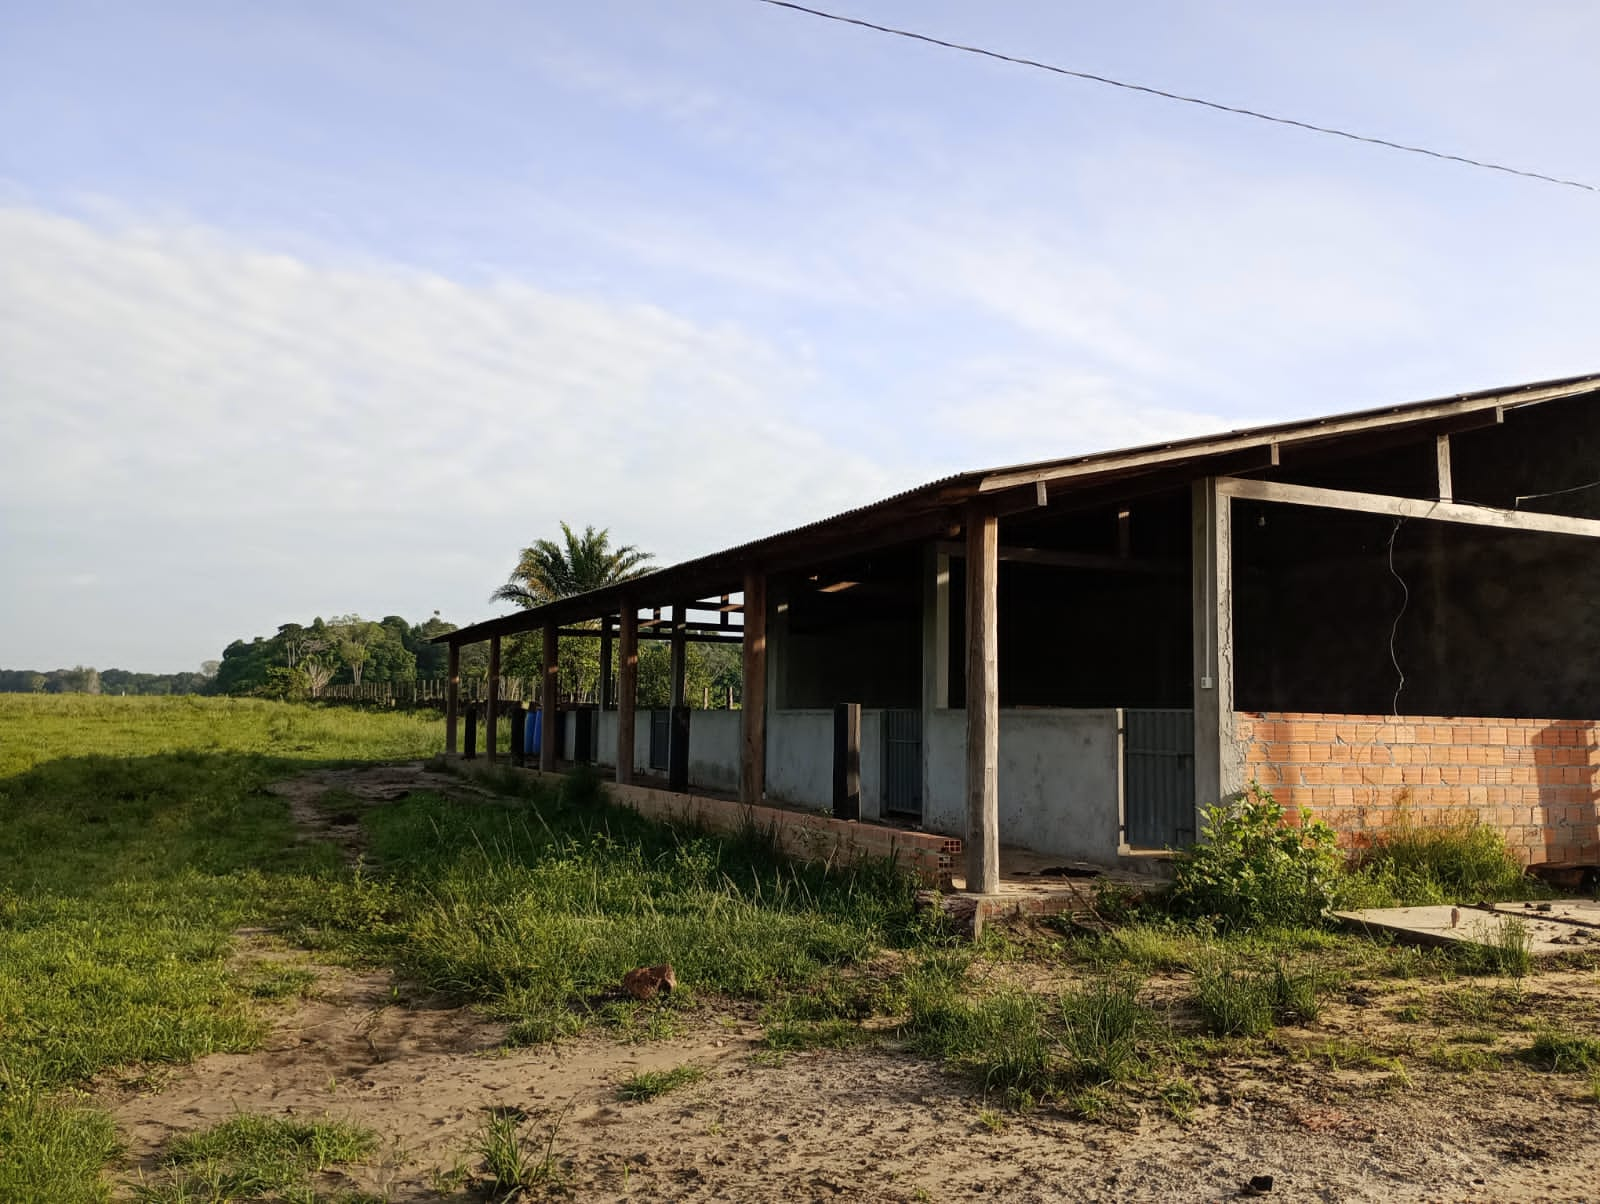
0, 696, 447, 1202
0, 695, 921, 1202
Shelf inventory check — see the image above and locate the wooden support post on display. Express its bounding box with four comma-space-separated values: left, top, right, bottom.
599, 621, 614, 710
964, 503, 1000, 894
617, 604, 638, 784
833, 702, 861, 820
540, 623, 559, 772
740, 572, 767, 805
667, 600, 689, 789
464, 703, 478, 760
486, 636, 501, 762
509, 700, 526, 766
669, 602, 688, 708
1192, 477, 1240, 823
445, 643, 460, 754
1435, 434, 1453, 502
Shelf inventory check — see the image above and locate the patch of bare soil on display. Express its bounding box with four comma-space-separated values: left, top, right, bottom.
263, 761, 491, 861
97, 948, 1600, 1203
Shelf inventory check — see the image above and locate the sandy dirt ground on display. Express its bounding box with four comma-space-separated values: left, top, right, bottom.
96, 766, 1600, 1203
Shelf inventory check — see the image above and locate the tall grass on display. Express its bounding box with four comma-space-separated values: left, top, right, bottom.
289, 779, 920, 1037
1344, 810, 1534, 906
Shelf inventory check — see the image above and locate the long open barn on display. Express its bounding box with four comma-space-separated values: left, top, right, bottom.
436, 372, 1600, 892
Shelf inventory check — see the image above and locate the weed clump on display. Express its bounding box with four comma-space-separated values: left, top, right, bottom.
617, 1063, 706, 1101
1058, 977, 1145, 1084
474, 1107, 568, 1197
1527, 1031, 1600, 1073
1192, 955, 1328, 1036
135, 1114, 378, 1202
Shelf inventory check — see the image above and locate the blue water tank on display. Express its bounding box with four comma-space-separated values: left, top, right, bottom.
526, 708, 541, 756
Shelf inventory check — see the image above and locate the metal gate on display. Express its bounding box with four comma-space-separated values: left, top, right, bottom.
648, 709, 670, 771
1123, 709, 1196, 849
881, 709, 922, 818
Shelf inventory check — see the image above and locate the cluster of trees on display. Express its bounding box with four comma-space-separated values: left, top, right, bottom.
0, 665, 218, 695
213, 613, 456, 697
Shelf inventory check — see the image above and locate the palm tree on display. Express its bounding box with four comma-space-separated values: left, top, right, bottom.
492, 522, 654, 608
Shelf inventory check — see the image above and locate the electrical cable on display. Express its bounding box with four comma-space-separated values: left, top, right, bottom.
1514, 478, 1600, 507
755, 0, 1600, 195
1385, 517, 1409, 719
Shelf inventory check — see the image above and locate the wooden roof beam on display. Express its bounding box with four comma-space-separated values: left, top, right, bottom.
1217, 476, 1600, 539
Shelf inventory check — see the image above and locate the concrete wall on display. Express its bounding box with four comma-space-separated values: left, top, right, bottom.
688, 710, 741, 793
924, 708, 1123, 863
593, 708, 651, 774
765, 710, 835, 810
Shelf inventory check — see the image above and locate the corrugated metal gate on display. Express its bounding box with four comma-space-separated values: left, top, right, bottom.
648, 709, 670, 771
1123, 709, 1196, 849
881, 708, 922, 818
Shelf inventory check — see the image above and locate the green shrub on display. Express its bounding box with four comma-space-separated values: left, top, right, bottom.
1168, 787, 1342, 929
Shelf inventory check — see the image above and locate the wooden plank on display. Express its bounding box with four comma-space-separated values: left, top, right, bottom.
445, 642, 460, 754
964, 502, 1000, 894
669, 602, 688, 709
486, 636, 501, 763
939, 540, 1181, 575
540, 624, 558, 772
740, 572, 767, 805
1436, 434, 1453, 502
598, 622, 613, 710
667, 601, 689, 790
616, 603, 638, 784
1216, 476, 1600, 538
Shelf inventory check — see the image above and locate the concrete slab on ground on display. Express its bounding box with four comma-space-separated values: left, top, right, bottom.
1332, 905, 1600, 956
1491, 899, 1600, 932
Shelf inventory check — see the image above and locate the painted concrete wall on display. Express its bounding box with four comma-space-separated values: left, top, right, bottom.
765, 710, 834, 809
688, 710, 741, 793
593, 709, 651, 774
924, 708, 1122, 863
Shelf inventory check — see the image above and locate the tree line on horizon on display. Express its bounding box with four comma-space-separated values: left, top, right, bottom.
4, 523, 743, 708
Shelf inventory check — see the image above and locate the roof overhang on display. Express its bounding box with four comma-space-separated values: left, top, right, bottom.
436, 371, 1600, 646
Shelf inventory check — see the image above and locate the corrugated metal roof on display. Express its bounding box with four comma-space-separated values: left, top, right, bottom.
437, 370, 1600, 644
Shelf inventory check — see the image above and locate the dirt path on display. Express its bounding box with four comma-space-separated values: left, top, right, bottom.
99, 954, 1600, 1203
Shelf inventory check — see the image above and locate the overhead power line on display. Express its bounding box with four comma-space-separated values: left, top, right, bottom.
756, 0, 1598, 195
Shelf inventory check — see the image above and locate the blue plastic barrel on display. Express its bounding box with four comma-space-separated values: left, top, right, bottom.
527, 708, 541, 756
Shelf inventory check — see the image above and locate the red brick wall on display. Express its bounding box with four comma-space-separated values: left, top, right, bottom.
1236, 712, 1600, 867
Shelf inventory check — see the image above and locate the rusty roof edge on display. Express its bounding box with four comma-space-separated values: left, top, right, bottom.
435, 370, 1600, 644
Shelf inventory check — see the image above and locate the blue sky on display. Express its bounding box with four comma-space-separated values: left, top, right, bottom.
2, 1, 1597, 671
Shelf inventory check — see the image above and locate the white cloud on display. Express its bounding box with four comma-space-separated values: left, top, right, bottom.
0, 205, 907, 667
